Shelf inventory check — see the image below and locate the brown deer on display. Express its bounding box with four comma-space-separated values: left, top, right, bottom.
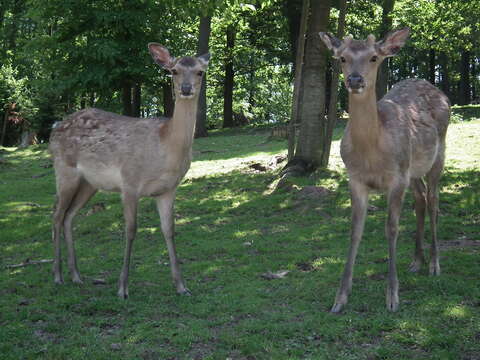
49, 44, 210, 298
319, 28, 450, 312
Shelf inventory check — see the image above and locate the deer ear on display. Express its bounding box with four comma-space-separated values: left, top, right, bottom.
148, 43, 175, 69
377, 28, 410, 57
319, 32, 343, 57
197, 52, 210, 69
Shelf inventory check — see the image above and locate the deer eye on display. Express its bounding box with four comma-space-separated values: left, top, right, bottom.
171, 69, 178, 75
197, 71, 204, 76
340, 56, 346, 63
370, 56, 378, 62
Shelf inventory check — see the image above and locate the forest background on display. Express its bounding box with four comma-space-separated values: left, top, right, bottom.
1, 0, 479, 172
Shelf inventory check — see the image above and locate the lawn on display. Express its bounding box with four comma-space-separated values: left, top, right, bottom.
0, 116, 479, 359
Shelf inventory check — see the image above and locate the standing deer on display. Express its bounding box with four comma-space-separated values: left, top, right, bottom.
319, 28, 450, 312
49, 44, 210, 298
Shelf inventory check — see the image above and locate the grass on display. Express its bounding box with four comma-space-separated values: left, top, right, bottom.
0, 116, 479, 359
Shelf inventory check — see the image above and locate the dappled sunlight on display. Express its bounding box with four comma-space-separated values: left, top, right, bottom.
176, 216, 201, 225
269, 224, 290, 234
232, 229, 261, 239
213, 217, 230, 226
188, 152, 285, 179
1, 120, 479, 359
443, 304, 468, 319
445, 119, 480, 169
312, 256, 343, 269
203, 265, 222, 275
8, 268, 26, 276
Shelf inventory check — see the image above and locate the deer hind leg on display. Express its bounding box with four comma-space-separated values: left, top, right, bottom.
409, 179, 427, 273
156, 190, 190, 295
62, 180, 97, 283
52, 169, 81, 284
385, 181, 407, 312
426, 152, 445, 276
118, 191, 139, 299
331, 180, 368, 313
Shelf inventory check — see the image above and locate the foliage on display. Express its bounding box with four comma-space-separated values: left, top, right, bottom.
206, 0, 292, 128
0, 0, 479, 139
0, 63, 37, 144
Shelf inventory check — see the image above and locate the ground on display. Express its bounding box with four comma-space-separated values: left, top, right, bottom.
0, 116, 479, 359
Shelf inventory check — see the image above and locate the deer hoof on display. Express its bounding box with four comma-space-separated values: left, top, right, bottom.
117, 288, 129, 299
54, 275, 64, 284
386, 290, 399, 312
177, 288, 192, 296
72, 275, 83, 284
408, 260, 423, 273
330, 303, 345, 313
429, 261, 441, 276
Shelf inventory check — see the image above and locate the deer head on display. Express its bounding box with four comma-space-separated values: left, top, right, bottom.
319, 28, 410, 95
148, 44, 210, 99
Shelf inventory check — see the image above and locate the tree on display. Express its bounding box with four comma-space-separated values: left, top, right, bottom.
287, 0, 309, 161
322, 0, 347, 166
195, 15, 212, 138
375, 0, 395, 99
284, 0, 332, 174
222, 24, 236, 128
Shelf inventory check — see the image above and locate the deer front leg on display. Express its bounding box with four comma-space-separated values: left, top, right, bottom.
385, 182, 407, 312
331, 180, 368, 313
156, 191, 190, 295
118, 192, 138, 299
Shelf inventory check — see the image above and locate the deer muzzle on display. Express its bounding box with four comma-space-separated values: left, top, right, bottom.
347, 72, 365, 93
180, 84, 193, 97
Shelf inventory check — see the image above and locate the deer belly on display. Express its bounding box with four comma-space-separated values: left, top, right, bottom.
139, 173, 184, 197
77, 163, 122, 192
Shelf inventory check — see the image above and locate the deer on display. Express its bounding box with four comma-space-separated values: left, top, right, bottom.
319, 28, 450, 312
49, 44, 210, 299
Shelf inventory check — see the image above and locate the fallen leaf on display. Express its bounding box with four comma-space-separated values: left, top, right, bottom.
261, 270, 290, 280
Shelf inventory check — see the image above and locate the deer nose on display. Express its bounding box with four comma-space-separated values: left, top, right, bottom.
347, 73, 364, 89
181, 84, 192, 95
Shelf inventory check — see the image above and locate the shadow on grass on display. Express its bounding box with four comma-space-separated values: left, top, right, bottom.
451, 105, 480, 122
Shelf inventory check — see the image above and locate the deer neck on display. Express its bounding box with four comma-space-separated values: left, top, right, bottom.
347, 87, 380, 151
167, 97, 198, 149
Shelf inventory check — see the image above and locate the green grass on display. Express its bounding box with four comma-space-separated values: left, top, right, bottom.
1, 118, 479, 359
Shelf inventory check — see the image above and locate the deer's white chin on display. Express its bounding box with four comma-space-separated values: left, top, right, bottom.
179, 94, 195, 99
348, 87, 365, 95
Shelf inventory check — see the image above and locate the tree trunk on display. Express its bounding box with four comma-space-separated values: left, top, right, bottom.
458, 51, 471, 105
162, 80, 174, 118
290, 0, 331, 172
80, 92, 86, 109
1, 105, 10, 147
132, 83, 141, 117
321, 0, 347, 167
287, 0, 310, 162
195, 16, 211, 138
283, 0, 302, 74
471, 56, 476, 102
223, 25, 235, 128
89, 92, 96, 107
122, 81, 132, 116
439, 52, 451, 102
428, 48, 436, 84
376, 0, 395, 100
